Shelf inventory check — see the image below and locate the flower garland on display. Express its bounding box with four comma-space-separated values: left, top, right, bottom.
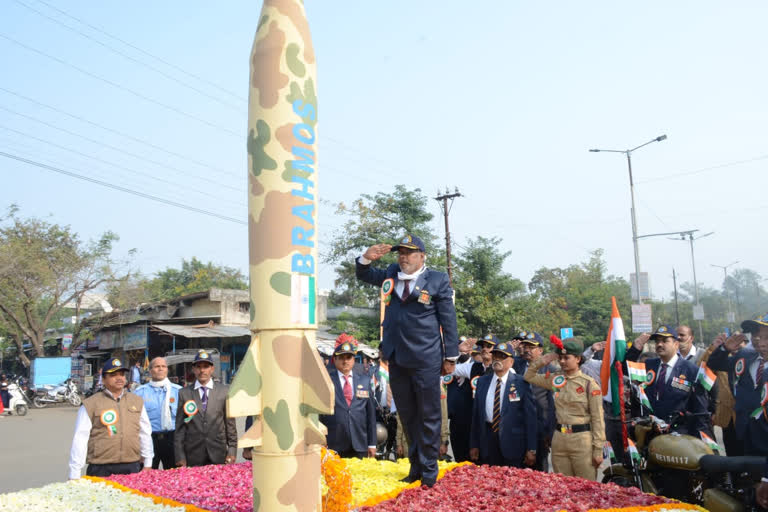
84, 476, 209, 512
320, 446, 353, 512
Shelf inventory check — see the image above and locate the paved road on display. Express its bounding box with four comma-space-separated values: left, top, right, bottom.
0, 406, 250, 494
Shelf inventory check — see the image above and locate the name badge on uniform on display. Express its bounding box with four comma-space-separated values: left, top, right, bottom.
356, 390, 369, 399
418, 290, 431, 305
508, 391, 520, 402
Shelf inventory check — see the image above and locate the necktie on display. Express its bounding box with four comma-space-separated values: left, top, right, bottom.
201, 386, 208, 412
756, 358, 765, 386
343, 375, 352, 406
402, 280, 411, 300
657, 364, 668, 400
491, 378, 502, 433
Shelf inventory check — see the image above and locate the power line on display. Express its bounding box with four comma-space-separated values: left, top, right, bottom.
32, 0, 244, 102
0, 151, 248, 225
11, 0, 242, 110
0, 32, 241, 138
636, 154, 768, 184
0, 124, 245, 205
0, 87, 238, 178
0, 104, 244, 193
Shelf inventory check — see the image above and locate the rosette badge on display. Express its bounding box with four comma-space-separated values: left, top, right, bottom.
183, 400, 198, 423
100, 409, 118, 436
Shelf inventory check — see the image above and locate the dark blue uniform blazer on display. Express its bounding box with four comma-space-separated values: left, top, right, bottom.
355, 259, 459, 368
644, 357, 708, 434
470, 372, 537, 462
708, 347, 768, 455
513, 359, 556, 440
320, 369, 377, 454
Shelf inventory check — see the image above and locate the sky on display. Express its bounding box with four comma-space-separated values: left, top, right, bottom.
1, 1, 766, 312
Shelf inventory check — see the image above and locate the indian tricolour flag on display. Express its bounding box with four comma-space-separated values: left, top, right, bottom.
627, 361, 647, 383
699, 431, 720, 452
603, 441, 616, 462
636, 384, 653, 411
378, 361, 390, 385
627, 439, 641, 464
290, 274, 316, 325
601, 297, 627, 415
696, 363, 717, 391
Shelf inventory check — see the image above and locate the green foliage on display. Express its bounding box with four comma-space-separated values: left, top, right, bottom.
108, 257, 247, 308
326, 312, 380, 347
452, 236, 526, 337
529, 250, 632, 342
324, 185, 444, 307
0, 207, 121, 365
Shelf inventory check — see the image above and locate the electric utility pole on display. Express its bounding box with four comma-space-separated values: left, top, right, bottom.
435, 187, 462, 284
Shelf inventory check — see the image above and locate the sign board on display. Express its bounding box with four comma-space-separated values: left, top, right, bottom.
631, 304, 653, 333
98, 330, 118, 349
61, 334, 72, 350
30, 356, 72, 387
693, 304, 705, 321
560, 328, 573, 340
122, 324, 147, 351
630, 272, 650, 301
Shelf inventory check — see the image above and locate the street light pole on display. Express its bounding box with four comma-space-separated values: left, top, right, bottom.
590, 134, 667, 305
670, 230, 714, 340
711, 261, 739, 327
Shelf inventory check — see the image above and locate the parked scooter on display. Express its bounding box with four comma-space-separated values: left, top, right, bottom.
0, 377, 29, 416
32, 378, 82, 408
603, 414, 764, 511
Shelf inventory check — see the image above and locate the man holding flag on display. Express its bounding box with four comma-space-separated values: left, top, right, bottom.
600, 297, 631, 458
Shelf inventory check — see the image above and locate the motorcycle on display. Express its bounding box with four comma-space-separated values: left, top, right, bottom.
1, 377, 29, 416
602, 414, 765, 511
32, 378, 82, 408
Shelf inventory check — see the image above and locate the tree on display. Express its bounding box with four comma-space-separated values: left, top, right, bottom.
529, 250, 632, 343
0, 207, 123, 366
324, 185, 443, 307
107, 257, 248, 307
452, 236, 526, 336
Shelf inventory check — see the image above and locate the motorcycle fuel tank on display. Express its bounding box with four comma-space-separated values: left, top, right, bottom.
648, 433, 714, 470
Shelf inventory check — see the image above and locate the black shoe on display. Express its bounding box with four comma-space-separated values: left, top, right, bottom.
422, 477, 436, 488
399, 475, 420, 483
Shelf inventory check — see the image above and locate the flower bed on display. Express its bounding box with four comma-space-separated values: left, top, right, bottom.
360, 465, 703, 512
0, 457, 704, 512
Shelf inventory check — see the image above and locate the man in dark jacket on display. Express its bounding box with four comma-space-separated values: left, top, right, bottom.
356, 235, 459, 486
175, 350, 237, 467
320, 341, 377, 458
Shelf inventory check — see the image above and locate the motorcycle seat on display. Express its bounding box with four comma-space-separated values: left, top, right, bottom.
699, 455, 765, 475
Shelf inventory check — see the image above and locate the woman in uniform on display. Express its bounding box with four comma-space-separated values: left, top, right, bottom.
524, 336, 605, 480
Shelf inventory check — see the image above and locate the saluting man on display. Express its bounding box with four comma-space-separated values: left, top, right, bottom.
320, 341, 377, 458
68, 358, 153, 478
470, 342, 537, 467
356, 235, 459, 487
175, 350, 237, 467
708, 313, 768, 456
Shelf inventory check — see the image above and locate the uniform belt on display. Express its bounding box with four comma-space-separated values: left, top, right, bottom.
556, 423, 590, 433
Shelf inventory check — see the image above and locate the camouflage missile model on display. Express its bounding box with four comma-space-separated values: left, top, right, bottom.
227, 1, 334, 510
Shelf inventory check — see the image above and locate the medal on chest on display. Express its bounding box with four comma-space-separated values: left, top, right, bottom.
418, 290, 432, 305
100, 409, 118, 436
183, 400, 198, 423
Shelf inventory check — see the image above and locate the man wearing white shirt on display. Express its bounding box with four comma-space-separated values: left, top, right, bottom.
133, 357, 181, 469
677, 325, 700, 363
175, 350, 237, 467
68, 358, 153, 479
320, 339, 377, 458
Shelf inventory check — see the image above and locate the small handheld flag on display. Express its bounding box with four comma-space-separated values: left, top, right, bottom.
603, 441, 616, 462
696, 363, 717, 392
699, 431, 720, 452
626, 361, 647, 383
627, 438, 641, 465
636, 384, 653, 411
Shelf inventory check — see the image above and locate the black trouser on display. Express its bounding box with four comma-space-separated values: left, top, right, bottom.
604, 412, 627, 464
86, 461, 141, 477
151, 431, 175, 469
535, 435, 551, 472
722, 420, 743, 456
481, 424, 523, 468
336, 448, 366, 458
449, 418, 471, 463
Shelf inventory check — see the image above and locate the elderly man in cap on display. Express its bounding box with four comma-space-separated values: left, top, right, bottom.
708, 313, 768, 456
175, 350, 237, 467
634, 325, 710, 435
512, 331, 556, 471
320, 340, 377, 458
134, 357, 181, 469
68, 358, 153, 478
470, 342, 537, 467
356, 234, 459, 486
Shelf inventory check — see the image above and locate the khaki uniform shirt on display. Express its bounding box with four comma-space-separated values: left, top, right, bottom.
524, 358, 606, 458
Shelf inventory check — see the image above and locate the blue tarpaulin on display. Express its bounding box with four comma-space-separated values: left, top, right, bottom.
31, 357, 72, 387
